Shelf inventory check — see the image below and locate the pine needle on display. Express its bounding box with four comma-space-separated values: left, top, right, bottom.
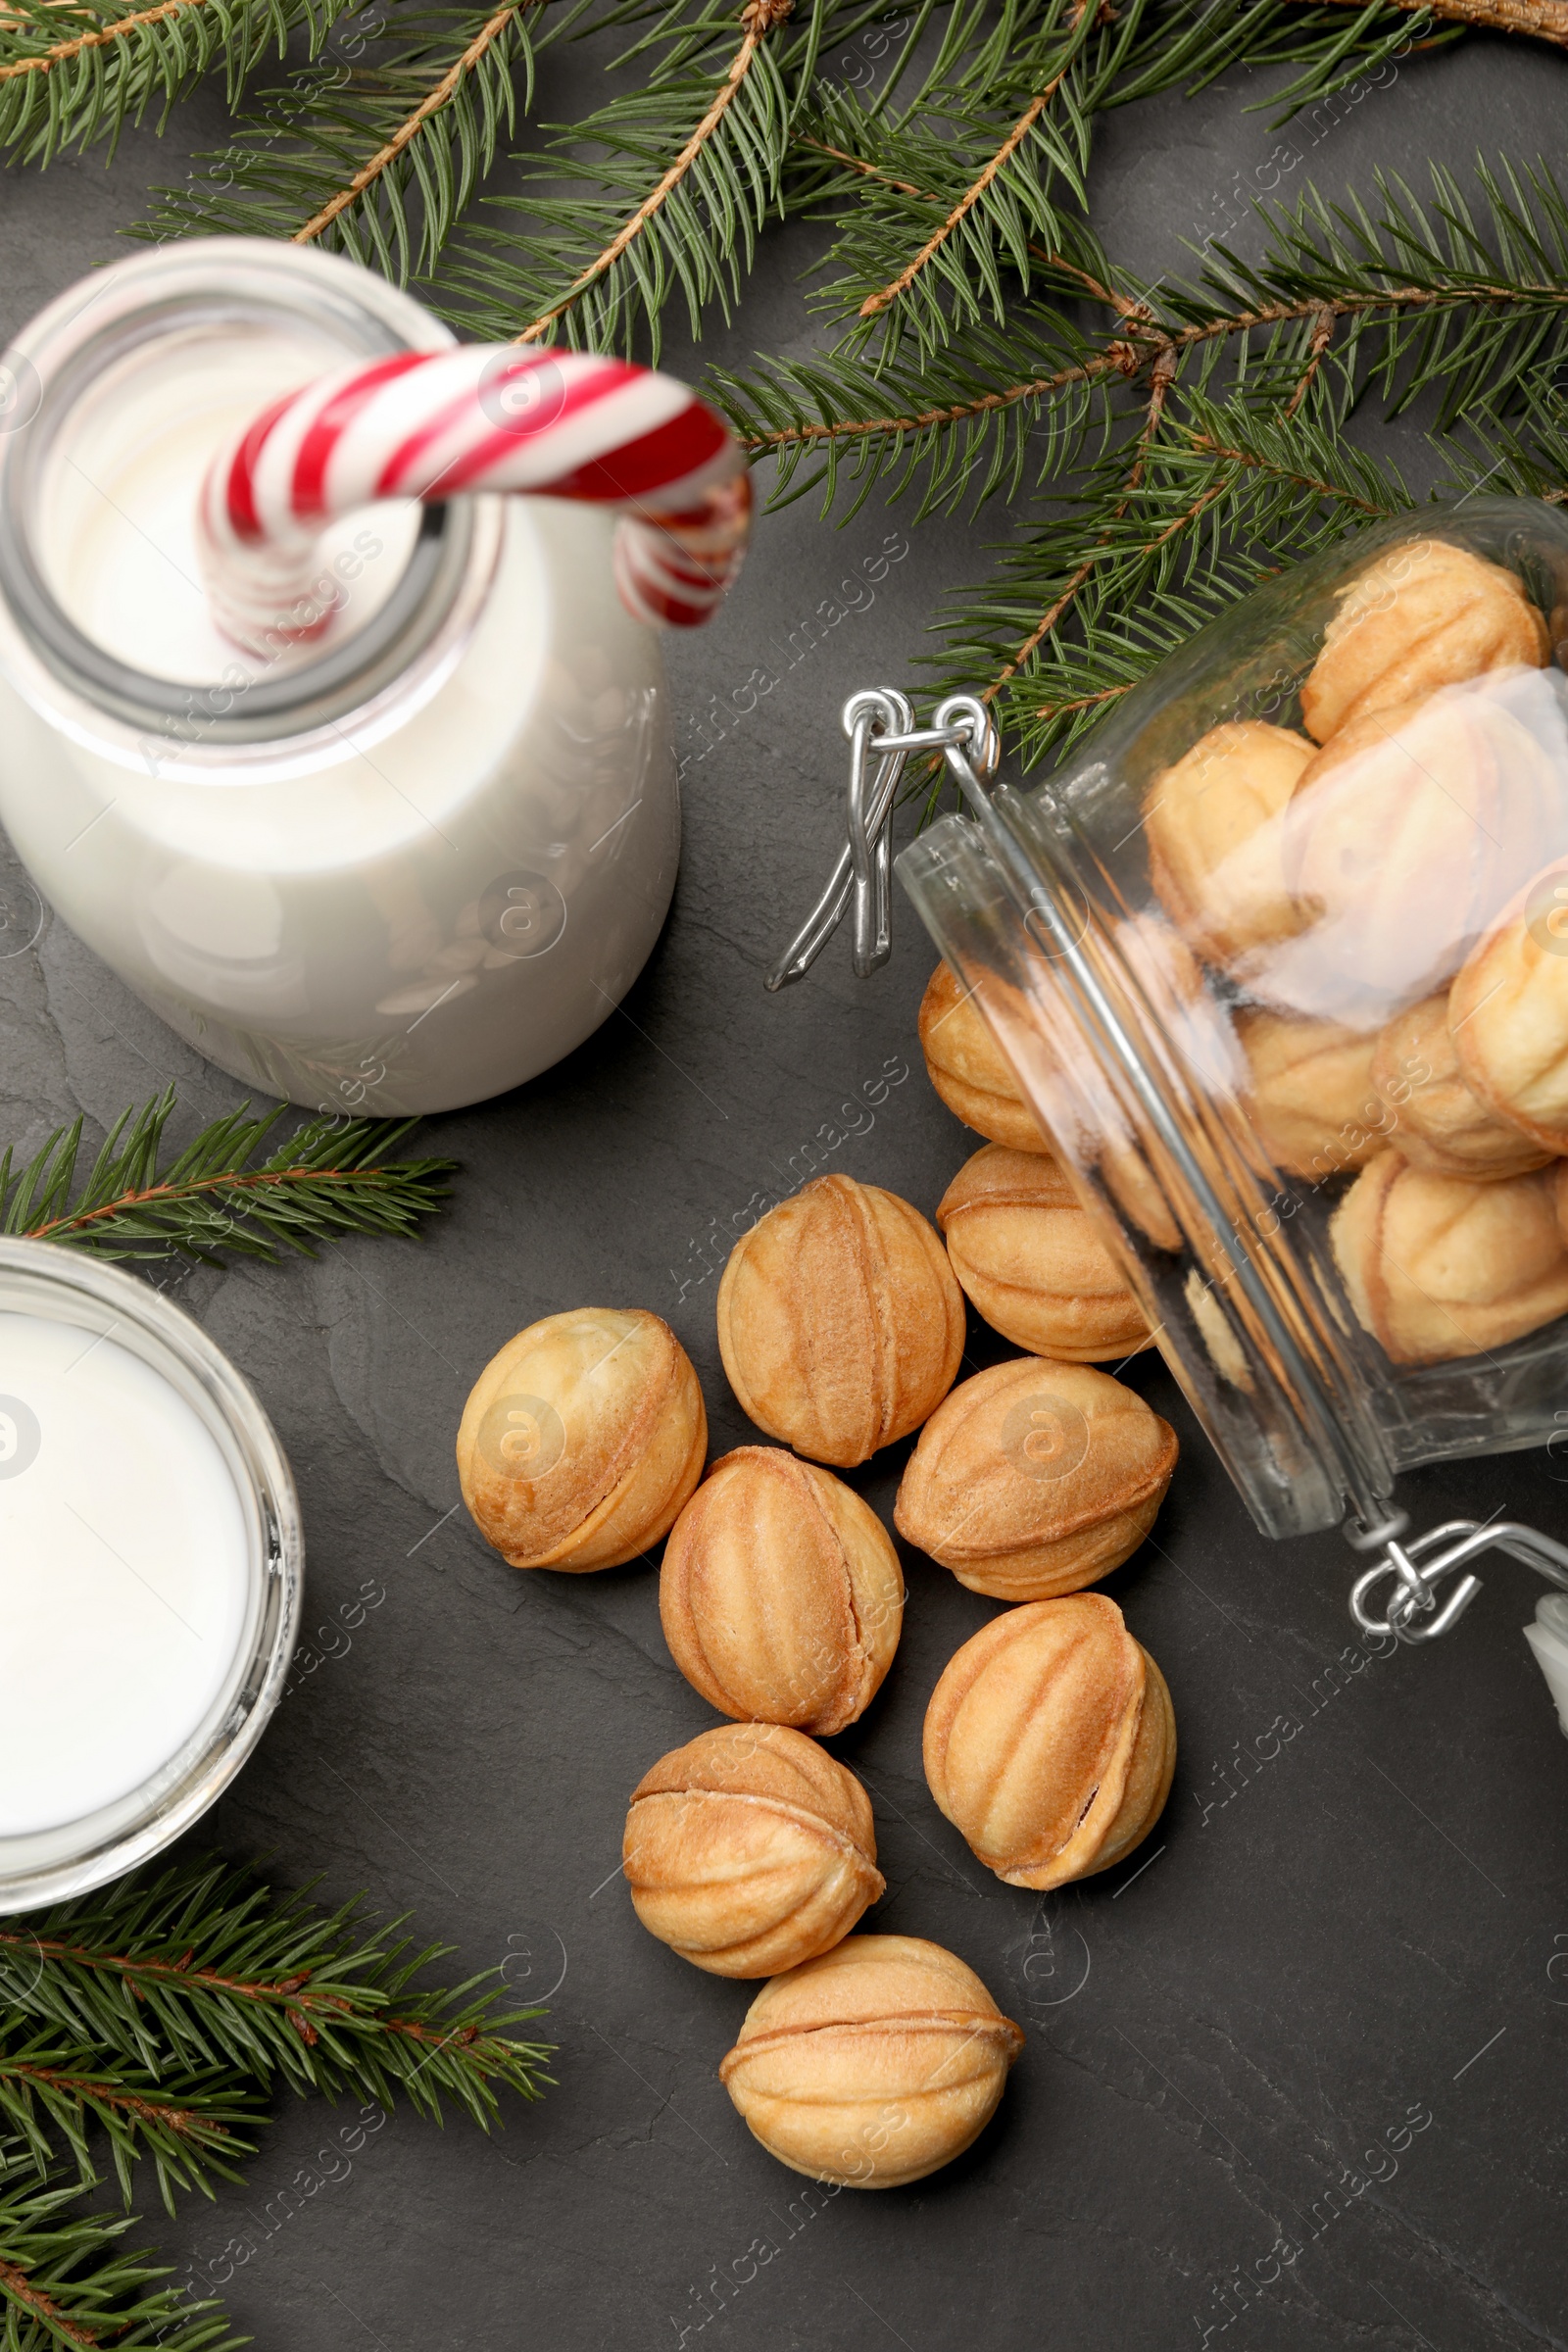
0, 2040, 262, 2215
0, 1089, 456, 1267
0, 1855, 554, 2215
134, 0, 535, 278
0, 2156, 245, 2350
439, 0, 805, 357
0, 0, 355, 166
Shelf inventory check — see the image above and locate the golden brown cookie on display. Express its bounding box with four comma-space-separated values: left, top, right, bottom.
1371, 992, 1550, 1180
1143, 720, 1312, 967
624, 1724, 883, 1977
1299, 538, 1547, 744
660, 1447, 903, 1733
1330, 1152, 1568, 1364
716, 1175, 964, 1466
894, 1358, 1176, 1602
1450, 870, 1568, 1152
718, 1936, 1024, 2187
1235, 1007, 1383, 1180
1290, 693, 1480, 944
456, 1307, 706, 1570
922, 1592, 1175, 1890
936, 1144, 1151, 1360
1277, 683, 1561, 1020
917, 961, 1050, 1152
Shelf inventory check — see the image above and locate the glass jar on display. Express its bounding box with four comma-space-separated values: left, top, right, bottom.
898, 499, 1568, 1610
0, 239, 676, 1116
0, 1237, 300, 1911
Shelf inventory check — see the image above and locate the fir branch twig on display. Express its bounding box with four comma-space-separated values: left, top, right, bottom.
0, 0, 352, 165
719, 151, 1568, 579
0, 2040, 259, 2213
1181, 421, 1387, 512
858, 70, 1067, 319
0, 0, 204, 79
1282, 298, 1338, 415
0, 1857, 554, 2132
794, 130, 922, 196
136, 0, 532, 276
987, 340, 1177, 696
514, 0, 797, 345
1298, 0, 1568, 41
292, 0, 527, 244
732, 277, 1567, 453
0, 1089, 455, 1266
0, 2159, 244, 2350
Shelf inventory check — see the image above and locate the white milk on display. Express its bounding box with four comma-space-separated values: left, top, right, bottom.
0, 1309, 251, 1835
37, 319, 422, 686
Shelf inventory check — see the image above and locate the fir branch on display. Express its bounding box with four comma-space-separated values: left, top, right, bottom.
989, 342, 1179, 696
726, 280, 1533, 457
135, 0, 533, 278
1179, 416, 1389, 514
1195, 157, 1568, 420
0, 1089, 455, 1267
795, 109, 1153, 328
517, 0, 796, 343
0, 1857, 553, 2134
856, 68, 1071, 321
718, 289, 1403, 506
725, 332, 1102, 457
0, 0, 352, 166
0, 0, 205, 78
712, 304, 1111, 518
434, 0, 893, 355
802, 0, 1110, 363
791, 0, 1436, 367
294, 0, 527, 245
720, 153, 1568, 538
439, 0, 808, 356
0, 2160, 243, 2351
1113, 0, 1443, 120
1441, 364, 1568, 501
794, 128, 923, 198
0, 2038, 259, 2215
1296, 0, 1568, 41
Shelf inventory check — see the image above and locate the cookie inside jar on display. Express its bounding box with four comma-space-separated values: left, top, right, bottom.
1137, 521, 1568, 1374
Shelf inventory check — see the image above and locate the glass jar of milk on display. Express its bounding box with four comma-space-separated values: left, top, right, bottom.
0, 1238, 300, 1909
0, 240, 677, 1115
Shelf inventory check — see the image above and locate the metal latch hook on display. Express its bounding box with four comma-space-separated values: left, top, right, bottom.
1348, 1513, 1568, 1645
765, 688, 1000, 991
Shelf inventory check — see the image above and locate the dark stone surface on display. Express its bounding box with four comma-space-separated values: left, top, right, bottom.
3, 33, 1568, 2352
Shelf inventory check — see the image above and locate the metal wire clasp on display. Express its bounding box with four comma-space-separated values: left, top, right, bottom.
1347, 1511, 1568, 1644
765, 689, 1000, 991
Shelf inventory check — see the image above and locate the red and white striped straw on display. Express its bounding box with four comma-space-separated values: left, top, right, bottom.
197, 346, 752, 654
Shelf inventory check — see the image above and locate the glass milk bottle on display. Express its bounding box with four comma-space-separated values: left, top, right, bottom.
0, 239, 681, 1115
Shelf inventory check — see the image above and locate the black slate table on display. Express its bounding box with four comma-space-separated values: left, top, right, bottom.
4, 36, 1568, 2351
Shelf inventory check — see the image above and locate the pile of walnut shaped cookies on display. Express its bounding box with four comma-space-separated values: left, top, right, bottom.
455, 1020, 1181, 2192
1142, 536, 1568, 1368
